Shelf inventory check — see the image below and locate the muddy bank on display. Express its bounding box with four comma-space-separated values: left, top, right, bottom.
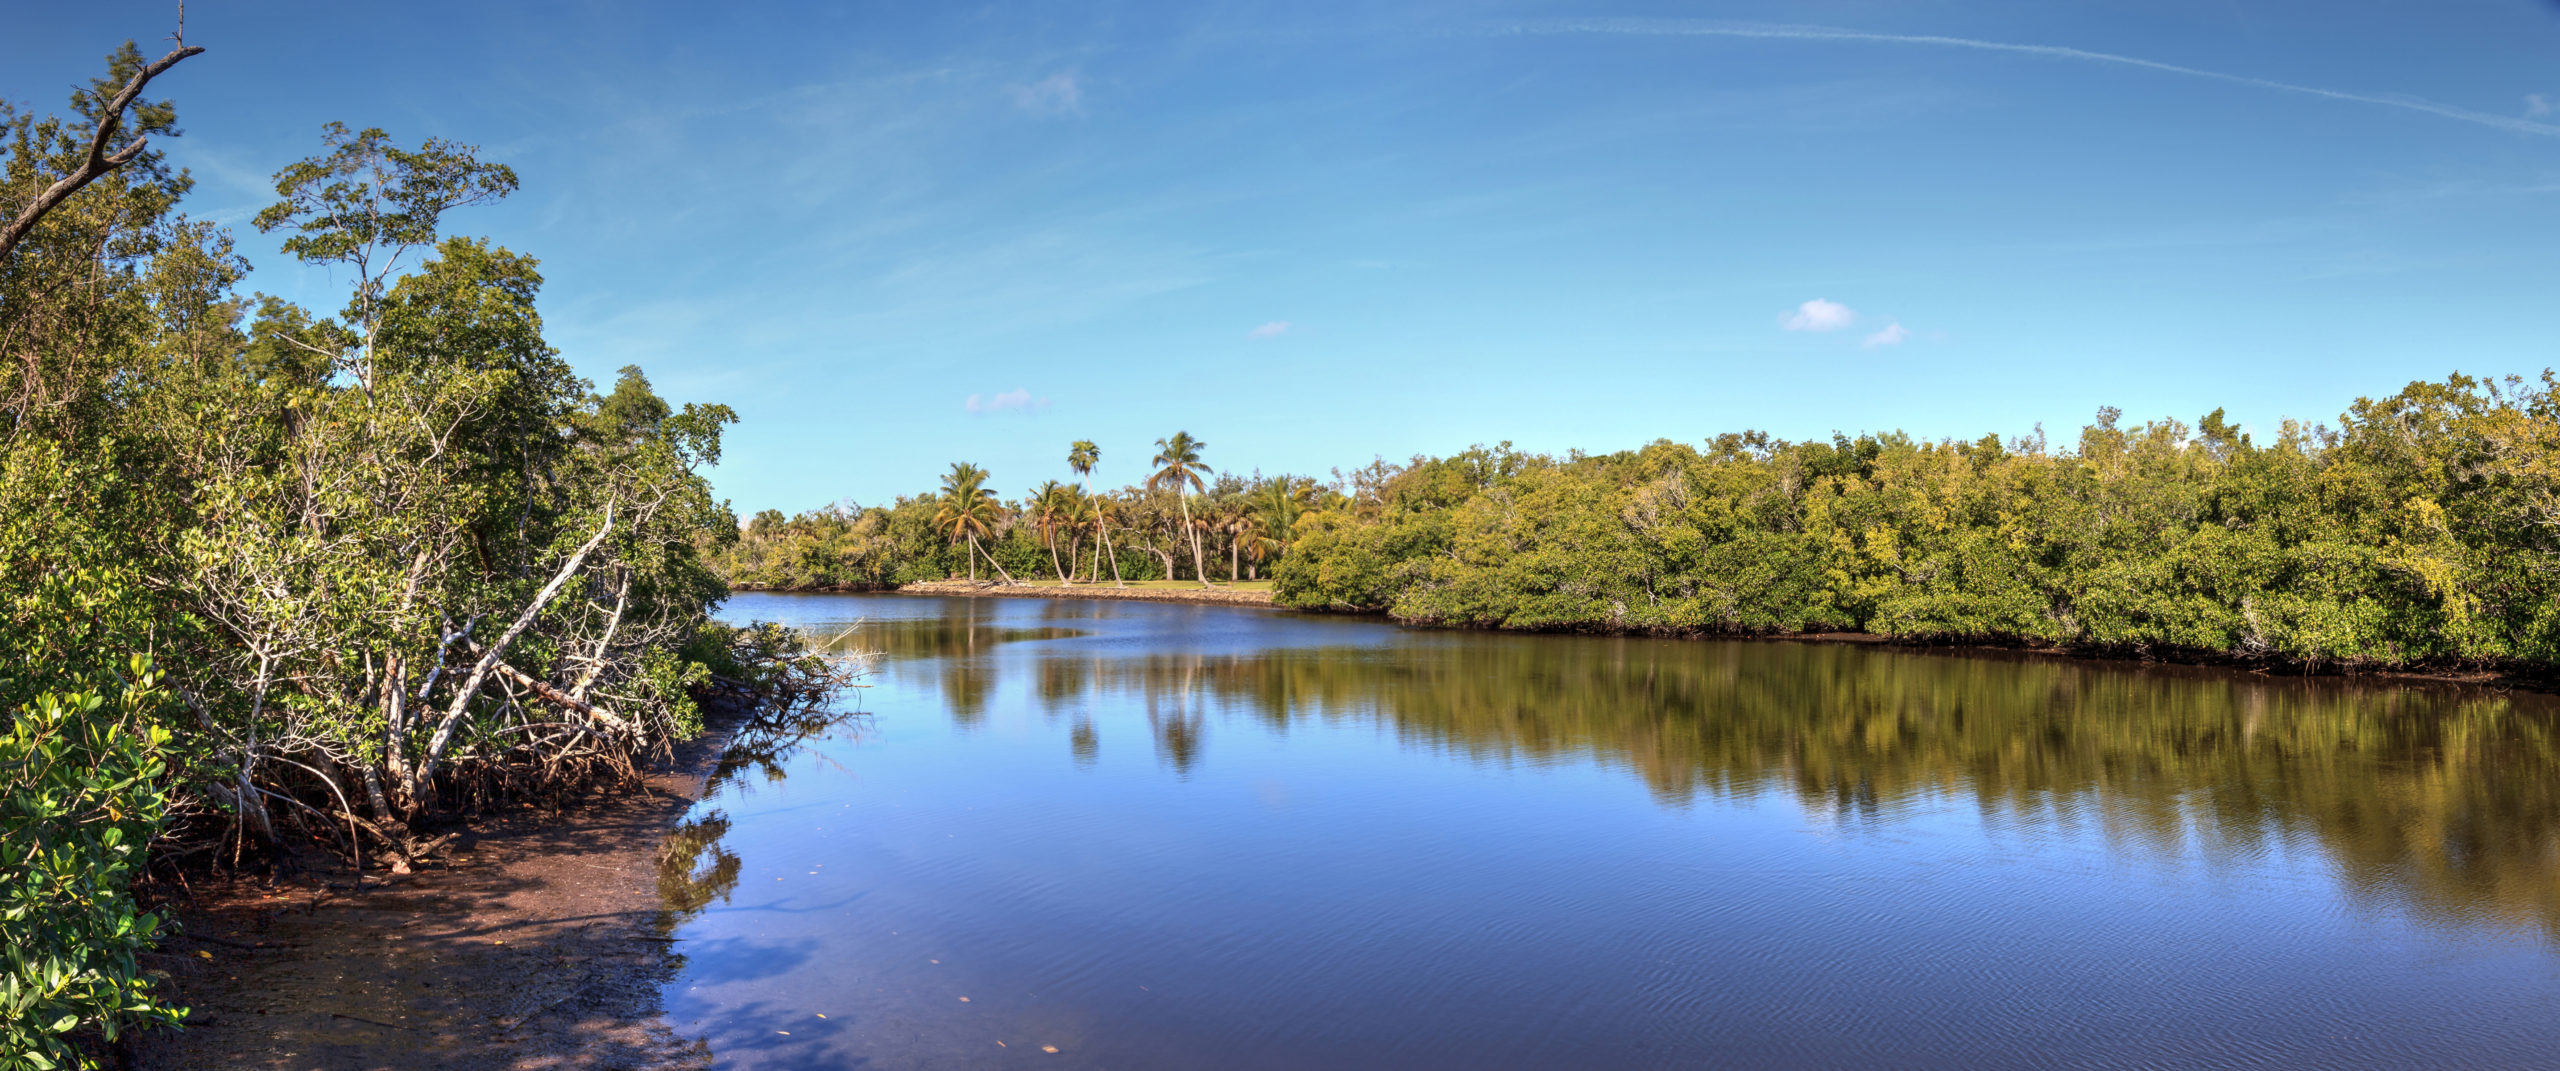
129, 710, 753, 1070
893, 579, 1277, 606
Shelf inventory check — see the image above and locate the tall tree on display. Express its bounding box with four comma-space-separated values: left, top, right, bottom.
1150, 431, 1213, 587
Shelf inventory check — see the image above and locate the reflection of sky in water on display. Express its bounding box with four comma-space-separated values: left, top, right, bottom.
660, 592, 2560, 1070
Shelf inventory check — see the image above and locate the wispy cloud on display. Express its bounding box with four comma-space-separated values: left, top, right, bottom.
1863, 322, 1910, 348
2530, 94, 2555, 119
1013, 71, 1084, 116
1783, 298, 1857, 332
964, 388, 1049, 414
1504, 19, 2560, 138
1249, 321, 1291, 338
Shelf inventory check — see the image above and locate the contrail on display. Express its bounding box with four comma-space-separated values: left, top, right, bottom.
1505, 18, 2560, 138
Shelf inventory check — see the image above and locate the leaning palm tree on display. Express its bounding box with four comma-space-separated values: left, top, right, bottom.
1061, 488, 1098, 582
1088, 492, 1125, 586
1068, 440, 1123, 586
1029, 480, 1075, 583
934, 462, 1015, 584
1149, 431, 1214, 587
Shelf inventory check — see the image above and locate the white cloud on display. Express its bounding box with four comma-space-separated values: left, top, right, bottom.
2531, 94, 2555, 118
1249, 321, 1291, 339
964, 387, 1048, 414
1862, 322, 1909, 348
1013, 72, 1083, 116
1783, 298, 1857, 332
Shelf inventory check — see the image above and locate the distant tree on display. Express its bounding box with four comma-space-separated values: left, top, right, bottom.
933, 462, 1013, 583
1150, 431, 1213, 586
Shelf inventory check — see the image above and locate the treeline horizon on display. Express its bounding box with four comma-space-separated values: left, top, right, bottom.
717, 372, 2560, 672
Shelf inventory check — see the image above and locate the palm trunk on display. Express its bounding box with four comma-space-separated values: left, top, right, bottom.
1047, 528, 1068, 583
971, 532, 1017, 584
1229, 537, 1240, 581
1104, 525, 1125, 586
1178, 494, 1210, 587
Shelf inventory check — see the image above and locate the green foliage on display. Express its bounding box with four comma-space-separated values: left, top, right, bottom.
1271, 379, 2560, 670
0, 659, 182, 1071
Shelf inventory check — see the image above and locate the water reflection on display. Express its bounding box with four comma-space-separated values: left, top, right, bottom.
668, 595, 2560, 1069
658, 812, 742, 921
985, 637, 2560, 939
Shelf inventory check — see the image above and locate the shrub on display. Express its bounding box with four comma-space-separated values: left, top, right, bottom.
0, 657, 183, 1070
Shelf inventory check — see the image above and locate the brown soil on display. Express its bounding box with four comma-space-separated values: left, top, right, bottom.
895, 579, 1277, 606
128, 714, 748, 1070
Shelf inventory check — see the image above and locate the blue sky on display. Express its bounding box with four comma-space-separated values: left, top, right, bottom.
9, 2, 2560, 513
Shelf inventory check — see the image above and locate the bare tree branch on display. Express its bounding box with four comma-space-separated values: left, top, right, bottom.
412, 503, 614, 802
0, 42, 205, 264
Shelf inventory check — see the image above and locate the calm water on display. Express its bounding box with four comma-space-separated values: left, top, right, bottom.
661, 592, 2560, 1069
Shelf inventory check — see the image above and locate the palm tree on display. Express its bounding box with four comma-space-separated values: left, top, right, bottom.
933, 462, 1015, 584
1217, 497, 1249, 581
1068, 440, 1123, 587
1089, 493, 1125, 586
1237, 512, 1275, 580
1061, 488, 1097, 581
1149, 431, 1213, 587
1258, 476, 1316, 547
1029, 480, 1074, 583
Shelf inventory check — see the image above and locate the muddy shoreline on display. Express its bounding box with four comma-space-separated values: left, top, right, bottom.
129, 703, 757, 1070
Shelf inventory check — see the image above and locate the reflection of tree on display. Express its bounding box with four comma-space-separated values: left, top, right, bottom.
1145, 660, 1206, 776
708, 698, 865, 791
658, 811, 742, 920
838, 617, 1084, 661
1070, 716, 1098, 766
1024, 636, 2560, 939
944, 661, 992, 727
1036, 656, 1089, 718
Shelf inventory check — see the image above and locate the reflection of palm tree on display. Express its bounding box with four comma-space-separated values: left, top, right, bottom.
934, 462, 1014, 584
1150, 431, 1213, 587
943, 660, 993, 726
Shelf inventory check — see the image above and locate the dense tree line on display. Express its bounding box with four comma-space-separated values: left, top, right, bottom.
713, 434, 1334, 589
1274, 386, 2560, 670
723, 380, 2560, 678
0, 42, 834, 1066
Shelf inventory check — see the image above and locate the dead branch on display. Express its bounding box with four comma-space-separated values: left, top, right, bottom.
0, 42, 205, 264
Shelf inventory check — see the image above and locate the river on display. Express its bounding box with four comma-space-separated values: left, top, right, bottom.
661, 591, 2560, 1069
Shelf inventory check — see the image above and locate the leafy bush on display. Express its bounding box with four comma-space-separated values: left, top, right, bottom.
0, 658, 183, 1070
